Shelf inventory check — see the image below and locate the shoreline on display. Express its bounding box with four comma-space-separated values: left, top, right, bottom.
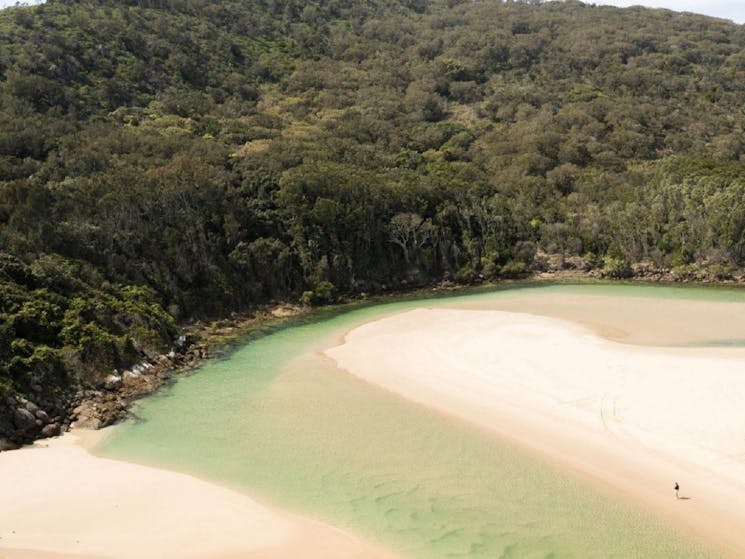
1, 303, 311, 451
4, 283, 745, 558
0, 428, 398, 559
325, 307, 745, 558
4, 273, 745, 452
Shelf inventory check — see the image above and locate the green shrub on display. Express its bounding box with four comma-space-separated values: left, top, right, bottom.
300, 281, 336, 306
707, 263, 734, 281
500, 260, 528, 278
601, 255, 632, 278
454, 264, 478, 283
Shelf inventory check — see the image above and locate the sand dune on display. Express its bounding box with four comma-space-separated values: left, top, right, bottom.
326, 308, 745, 558
0, 431, 395, 559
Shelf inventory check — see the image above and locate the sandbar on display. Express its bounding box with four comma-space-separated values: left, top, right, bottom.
0, 430, 395, 559
325, 308, 745, 557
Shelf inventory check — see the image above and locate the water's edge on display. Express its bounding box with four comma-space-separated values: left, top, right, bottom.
97, 283, 744, 559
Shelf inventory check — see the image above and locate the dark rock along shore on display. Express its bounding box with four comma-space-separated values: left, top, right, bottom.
0, 304, 307, 452
0, 332, 210, 451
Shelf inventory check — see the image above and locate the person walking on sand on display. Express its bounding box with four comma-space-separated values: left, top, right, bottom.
674, 482, 680, 499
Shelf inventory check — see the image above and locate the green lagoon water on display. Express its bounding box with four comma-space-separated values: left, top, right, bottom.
98, 283, 745, 559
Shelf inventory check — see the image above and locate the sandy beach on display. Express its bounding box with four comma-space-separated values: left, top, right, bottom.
326, 308, 745, 557
0, 430, 395, 559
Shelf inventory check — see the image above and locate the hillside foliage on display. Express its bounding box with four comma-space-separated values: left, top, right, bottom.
2, 0, 745, 407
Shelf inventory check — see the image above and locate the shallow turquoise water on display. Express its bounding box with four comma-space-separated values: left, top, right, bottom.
98, 283, 743, 558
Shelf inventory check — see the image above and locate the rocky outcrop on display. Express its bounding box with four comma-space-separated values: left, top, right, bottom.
66, 336, 210, 431
0, 396, 67, 450
0, 306, 281, 453
0, 332, 213, 451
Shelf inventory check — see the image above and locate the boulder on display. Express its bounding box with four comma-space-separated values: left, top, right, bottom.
122, 370, 142, 387
72, 401, 97, 421
104, 374, 122, 390
12, 407, 36, 431
41, 423, 61, 437
0, 417, 14, 438
72, 415, 101, 430
0, 438, 20, 451
35, 409, 50, 423
24, 400, 40, 415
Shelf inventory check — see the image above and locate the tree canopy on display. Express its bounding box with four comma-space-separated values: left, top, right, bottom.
2, 0, 745, 407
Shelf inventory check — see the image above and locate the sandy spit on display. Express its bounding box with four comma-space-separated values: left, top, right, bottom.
0, 430, 395, 559
325, 308, 745, 558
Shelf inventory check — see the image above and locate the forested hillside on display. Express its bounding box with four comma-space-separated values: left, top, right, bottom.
2, 0, 745, 436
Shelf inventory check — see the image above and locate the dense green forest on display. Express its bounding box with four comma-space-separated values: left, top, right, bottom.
2, 0, 745, 433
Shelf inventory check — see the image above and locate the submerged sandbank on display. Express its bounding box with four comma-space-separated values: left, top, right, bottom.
326, 307, 745, 557
0, 430, 396, 559
449, 286, 745, 347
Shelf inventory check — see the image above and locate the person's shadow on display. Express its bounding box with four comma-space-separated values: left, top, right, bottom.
678, 495, 692, 500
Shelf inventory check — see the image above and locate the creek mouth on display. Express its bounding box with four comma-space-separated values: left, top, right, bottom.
97, 283, 744, 559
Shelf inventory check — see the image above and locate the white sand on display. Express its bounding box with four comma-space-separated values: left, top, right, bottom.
326, 308, 745, 557
0, 431, 395, 559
